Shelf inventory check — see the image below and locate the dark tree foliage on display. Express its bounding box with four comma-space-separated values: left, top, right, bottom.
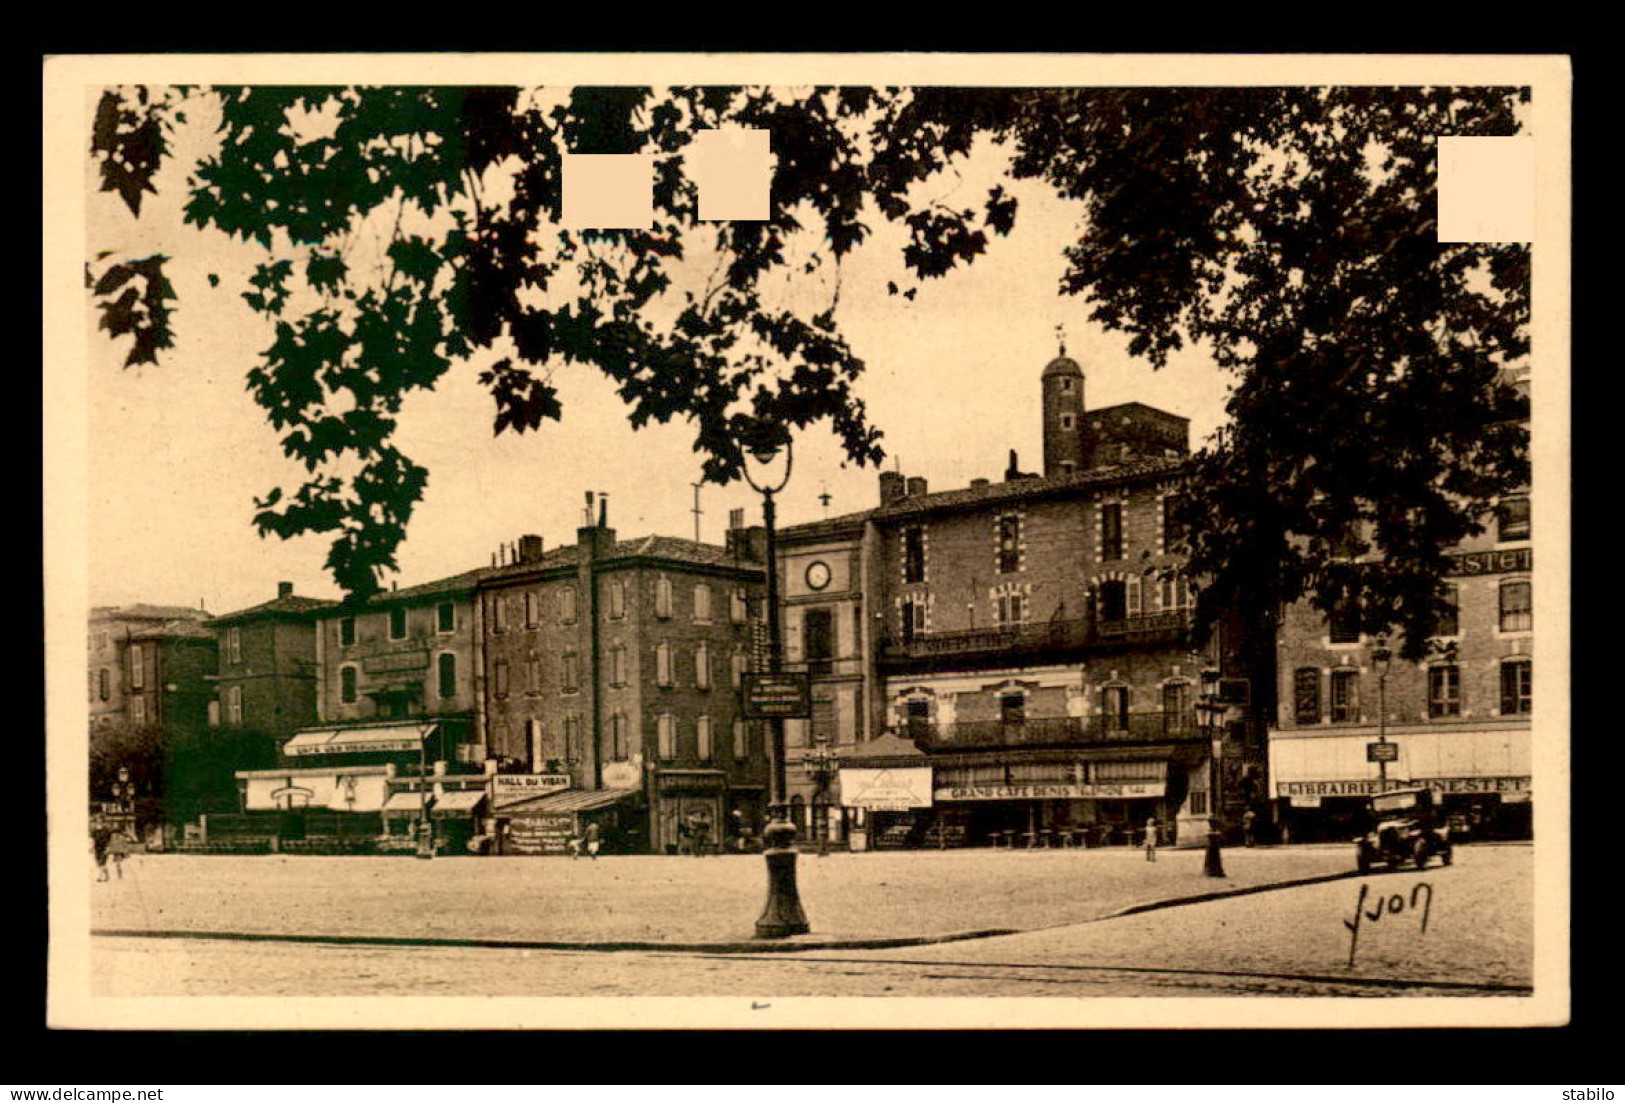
89, 84, 1528, 661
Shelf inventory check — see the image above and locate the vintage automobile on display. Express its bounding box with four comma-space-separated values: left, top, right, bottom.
1355, 786, 1453, 872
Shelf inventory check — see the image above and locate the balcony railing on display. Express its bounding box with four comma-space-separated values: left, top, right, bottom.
908, 711, 1204, 750
880, 611, 1191, 666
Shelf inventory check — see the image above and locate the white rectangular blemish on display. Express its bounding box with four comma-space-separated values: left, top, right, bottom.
1437, 136, 1535, 243
692, 128, 771, 221
560, 153, 655, 230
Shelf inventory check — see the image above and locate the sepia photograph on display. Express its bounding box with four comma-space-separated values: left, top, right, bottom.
43, 52, 1570, 1031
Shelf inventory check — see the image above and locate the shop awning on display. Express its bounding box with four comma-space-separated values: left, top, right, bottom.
498, 788, 640, 816
380, 789, 486, 815
284, 722, 437, 757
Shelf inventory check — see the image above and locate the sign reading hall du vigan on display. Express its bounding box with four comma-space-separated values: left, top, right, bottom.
490, 774, 572, 806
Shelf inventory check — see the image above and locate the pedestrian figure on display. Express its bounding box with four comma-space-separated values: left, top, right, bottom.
687, 811, 711, 857
730, 809, 747, 852
91, 820, 113, 881
583, 820, 601, 860
1144, 816, 1158, 862
1242, 808, 1258, 848
108, 829, 131, 879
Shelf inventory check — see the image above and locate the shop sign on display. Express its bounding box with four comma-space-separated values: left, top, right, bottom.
291, 736, 418, 756
1447, 547, 1531, 577
934, 782, 1166, 802
1288, 794, 1324, 809
490, 774, 572, 807
742, 672, 812, 718
841, 767, 933, 810
602, 762, 640, 789
1276, 776, 1531, 798
1366, 741, 1399, 763
503, 811, 575, 854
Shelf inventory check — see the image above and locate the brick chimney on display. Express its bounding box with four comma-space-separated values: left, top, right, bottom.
879, 470, 906, 505
905, 476, 928, 498
277, 581, 294, 599
517, 534, 544, 564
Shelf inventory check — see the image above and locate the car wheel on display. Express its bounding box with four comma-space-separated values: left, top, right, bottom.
1413, 838, 1429, 870
1357, 843, 1372, 874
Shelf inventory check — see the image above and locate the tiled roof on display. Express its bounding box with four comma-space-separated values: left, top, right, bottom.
871, 457, 1189, 520
92, 604, 211, 623
778, 508, 877, 542
212, 594, 340, 623
479, 534, 765, 584
365, 568, 492, 606
129, 618, 217, 641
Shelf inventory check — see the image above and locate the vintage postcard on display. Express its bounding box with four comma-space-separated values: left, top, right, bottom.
43, 52, 1570, 1030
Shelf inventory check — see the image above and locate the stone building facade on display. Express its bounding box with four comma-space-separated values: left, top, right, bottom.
476, 500, 769, 855
89, 604, 213, 731
209, 582, 336, 741
776, 350, 1257, 850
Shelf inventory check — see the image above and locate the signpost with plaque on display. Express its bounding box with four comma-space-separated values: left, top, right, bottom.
742, 672, 812, 719
1366, 741, 1399, 763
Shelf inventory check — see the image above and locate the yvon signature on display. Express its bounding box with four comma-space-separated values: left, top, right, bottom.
1343, 881, 1433, 967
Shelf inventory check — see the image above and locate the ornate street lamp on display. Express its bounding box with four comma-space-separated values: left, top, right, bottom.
802, 742, 841, 858
1371, 637, 1393, 790
1197, 667, 1226, 878
415, 720, 437, 859
740, 419, 809, 938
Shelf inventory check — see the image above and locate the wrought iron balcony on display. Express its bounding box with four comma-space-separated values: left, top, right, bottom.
879, 611, 1191, 671
908, 711, 1203, 751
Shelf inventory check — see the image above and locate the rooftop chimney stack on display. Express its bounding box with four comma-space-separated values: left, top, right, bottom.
277, 581, 294, 599
905, 476, 928, 498
879, 470, 906, 506
518, 534, 545, 563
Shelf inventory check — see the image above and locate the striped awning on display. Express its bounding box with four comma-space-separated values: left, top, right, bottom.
498, 788, 640, 816
381, 789, 487, 815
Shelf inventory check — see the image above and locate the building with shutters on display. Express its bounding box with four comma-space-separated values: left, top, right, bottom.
474, 495, 770, 855
775, 347, 1260, 850
209, 582, 336, 741
1267, 374, 1534, 841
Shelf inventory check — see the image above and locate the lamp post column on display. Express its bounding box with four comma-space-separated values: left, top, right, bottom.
1200, 670, 1226, 879
755, 482, 809, 938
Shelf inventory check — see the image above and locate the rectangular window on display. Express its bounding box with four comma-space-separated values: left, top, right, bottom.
997, 516, 1021, 574
493, 659, 510, 697
999, 692, 1026, 725
525, 656, 541, 693
522, 592, 537, 628
1162, 494, 1188, 550
340, 617, 356, 646
900, 598, 923, 643
559, 587, 578, 624
227, 685, 242, 725
608, 580, 626, 620
1434, 583, 1460, 638
733, 719, 748, 760
655, 578, 673, 619
657, 714, 675, 760
1293, 668, 1321, 725
696, 644, 712, 690
565, 715, 582, 763
731, 589, 749, 624
438, 652, 458, 699
1428, 665, 1462, 718
1501, 659, 1532, 716
1498, 496, 1531, 542
903, 527, 926, 583
389, 606, 408, 640
656, 643, 673, 687
1500, 580, 1532, 633
98, 668, 110, 701
131, 695, 147, 725
1330, 669, 1360, 723
438, 602, 456, 633
693, 584, 712, 623
1162, 682, 1192, 732
731, 650, 747, 688
905, 699, 932, 739
226, 626, 242, 665
697, 715, 712, 762
995, 592, 1025, 626
340, 665, 358, 704
208, 698, 220, 727
562, 652, 580, 693
128, 646, 144, 690
1098, 580, 1127, 623
803, 609, 834, 675
1101, 503, 1123, 561
1101, 686, 1129, 731
610, 646, 627, 688
610, 713, 628, 761
1328, 598, 1360, 644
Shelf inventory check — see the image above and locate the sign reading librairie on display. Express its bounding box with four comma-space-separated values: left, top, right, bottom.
742, 672, 812, 718
490, 774, 572, 807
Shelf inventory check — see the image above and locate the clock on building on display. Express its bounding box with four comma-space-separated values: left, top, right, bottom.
805, 560, 832, 591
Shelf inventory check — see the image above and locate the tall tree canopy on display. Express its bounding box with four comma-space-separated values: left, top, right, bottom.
89, 83, 1528, 661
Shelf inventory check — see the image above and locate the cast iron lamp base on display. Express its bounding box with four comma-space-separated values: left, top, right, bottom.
754, 812, 809, 938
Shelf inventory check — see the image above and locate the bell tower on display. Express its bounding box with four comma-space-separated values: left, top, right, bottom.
1041, 327, 1086, 478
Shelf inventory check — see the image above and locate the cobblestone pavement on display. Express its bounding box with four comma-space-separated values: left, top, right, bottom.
91, 844, 1358, 944
89, 845, 1532, 999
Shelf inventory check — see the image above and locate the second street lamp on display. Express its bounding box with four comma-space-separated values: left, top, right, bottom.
741, 421, 810, 939
1372, 637, 1393, 790
1198, 667, 1226, 878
